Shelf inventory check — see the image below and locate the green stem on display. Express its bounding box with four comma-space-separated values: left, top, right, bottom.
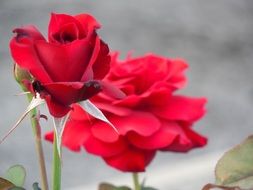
15, 66, 48, 190
52, 132, 61, 190
132, 173, 141, 190
27, 94, 49, 190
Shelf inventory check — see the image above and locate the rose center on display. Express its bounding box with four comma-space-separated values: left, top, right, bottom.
53, 23, 80, 44
61, 32, 75, 43
53, 31, 76, 44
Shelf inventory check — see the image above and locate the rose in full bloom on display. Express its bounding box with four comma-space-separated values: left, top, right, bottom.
10, 13, 111, 117
46, 53, 207, 172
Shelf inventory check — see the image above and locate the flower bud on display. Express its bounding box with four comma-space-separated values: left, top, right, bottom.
13, 63, 32, 85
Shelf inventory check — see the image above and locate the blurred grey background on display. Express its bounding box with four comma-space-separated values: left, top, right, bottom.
1, 0, 253, 189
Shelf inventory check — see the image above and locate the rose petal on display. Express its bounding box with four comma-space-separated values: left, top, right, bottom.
48, 13, 86, 43
62, 120, 90, 151
13, 26, 45, 42
10, 26, 52, 83
127, 121, 179, 150
35, 40, 93, 82
62, 104, 120, 143
43, 93, 71, 117
140, 83, 173, 106
45, 120, 90, 152
58, 22, 79, 43
84, 136, 127, 157
160, 125, 192, 152
99, 81, 126, 100
103, 148, 156, 172
92, 41, 110, 80
91, 120, 119, 143
94, 102, 132, 116
161, 123, 207, 152
153, 96, 207, 122
45, 132, 54, 142
74, 13, 101, 33
43, 81, 102, 106
80, 36, 100, 81
165, 58, 188, 89
183, 126, 207, 148
70, 104, 90, 121
111, 111, 160, 136
113, 95, 141, 108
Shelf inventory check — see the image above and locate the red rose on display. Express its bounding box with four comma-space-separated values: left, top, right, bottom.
46, 53, 207, 172
10, 13, 110, 117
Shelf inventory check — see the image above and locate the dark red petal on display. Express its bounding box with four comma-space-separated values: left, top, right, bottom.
43, 93, 71, 117
43, 81, 102, 106
35, 40, 93, 82
127, 121, 179, 150
103, 148, 156, 172
57, 22, 79, 43
10, 26, 52, 83
83, 136, 127, 157
111, 111, 160, 136
48, 13, 86, 42
153, 96, 207, 122
80, 36, 100, 81
92, 40, 110, 80
13, 26, 45, 41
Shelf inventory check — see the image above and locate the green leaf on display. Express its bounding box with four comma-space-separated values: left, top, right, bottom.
4, 165, 26, 187
0, 177, 15, 189
141, 187, 158, 190
215, 135, 253, 189
8, 187, 26, 190
32, 182, 41, 190
202, 183, 242, 190
98, 183, 115, 190
98, 183, 131, 190
115, 187, 131, 190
